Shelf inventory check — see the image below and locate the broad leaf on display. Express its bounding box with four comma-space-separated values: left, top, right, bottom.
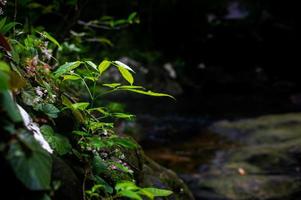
0, 71, 9, 91
94, 176, 113, 194
118, 190, 142, 200
92, 155, 107, 175
113, 61, 135, 72
142, 188, 173, 197
71, 102, 90, 111
7, 132, 52, 190
40, 125, 72, 155
34, 103, 60, 118
115, 181, 139, 192
98, 60, 111, 76
0, 90, 22, 122
54, 61, 81, 78
117, 66, 134, 85
108, 137, 137, 149
85, 61, 98, 70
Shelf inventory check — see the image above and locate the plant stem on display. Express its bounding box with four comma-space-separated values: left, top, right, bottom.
82, 78, 94, 101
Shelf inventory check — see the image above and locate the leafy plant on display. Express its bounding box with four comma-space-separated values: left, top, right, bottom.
1, 8, 174, 200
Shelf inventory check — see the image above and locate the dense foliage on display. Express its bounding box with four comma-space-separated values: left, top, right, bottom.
0, 2, 174, 199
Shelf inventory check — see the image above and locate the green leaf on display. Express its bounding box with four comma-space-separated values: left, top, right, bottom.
54, 61, 81, 78
142, 188, 173, 197
2, 22, 20, 34
62, 95, 85, 123
113, 61, 135, 72
94, 176, 113, 194
115, 181, 139, 192
118, 190, 142, 200
85, 61, 98, 70
37, 31, 61, 48
111, 161, 132, 174
118, 85, 144, 90
88, 107, 109, 116
89, 122, 114, 132
72, 130, 90, 136
40, 125, 72, 155
120, 88, 175, 100
117, 66, 134, 85
63, 74, 81, 81
112, 113, 135, 120
139, 189, 154, 200
7, 132, 52, 190
98, 60, 111, 76
0, 17, 6, 30
128, 12, 138, 22
92, 155, 107, 174
34, 103, 60, 118
108, 137, 137, 149
102, 83, 121, 88
0, 61, 10, 72
0, 90, 22, 122
87, 137, 107, 149
0, 71, 9, 91
71, 102, 90, 111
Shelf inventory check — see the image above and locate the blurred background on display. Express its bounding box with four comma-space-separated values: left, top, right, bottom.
3, 0, 301, 199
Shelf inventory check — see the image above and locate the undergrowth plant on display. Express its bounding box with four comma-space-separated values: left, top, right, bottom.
0, 16, 173, 200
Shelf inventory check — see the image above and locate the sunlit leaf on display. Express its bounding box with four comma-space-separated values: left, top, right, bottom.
89, 122, 114, 132
118, 85, 144, 90
0, 61, 10, 72
85, 61, 98, 70
63, 74, 81, 81
112, 113, 135, 120
102, 83, 121, 88
118, 190, 142, 200
142, 188, 173, 197
71, 102, 90, 111
115, 181, 139, 192
113, 61, 135, 72
138, 189, 154, 200
0, 71, 9, 91
117, 66, 134, 85
119, 88, 175, 100
62, 95, 85, 123
98, 60, 111, 76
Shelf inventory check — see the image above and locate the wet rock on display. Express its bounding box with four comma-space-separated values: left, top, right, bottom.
187, 113, 301, 200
